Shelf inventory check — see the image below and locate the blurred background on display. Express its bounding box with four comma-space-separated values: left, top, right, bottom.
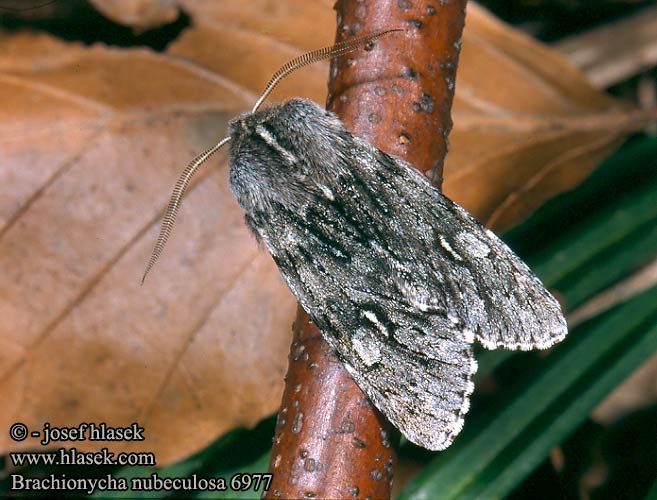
1, 1, 656, 498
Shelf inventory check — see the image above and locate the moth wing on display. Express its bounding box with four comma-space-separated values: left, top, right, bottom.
269, 238, 478, 450
347, 139, 568, 352
340, 318, 477, 450
243, 114, 566, 448
257, 188, 480, 448
434, 198, 569, 351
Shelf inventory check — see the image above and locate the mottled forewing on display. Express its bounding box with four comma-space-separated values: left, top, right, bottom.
264, 204, 479, 450
328, 136, 568, 352
230, 99, 566, 449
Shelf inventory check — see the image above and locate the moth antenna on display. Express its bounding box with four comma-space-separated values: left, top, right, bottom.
143, 28, 403, 284
252, 28, 404, 113
141, 136, 231, 285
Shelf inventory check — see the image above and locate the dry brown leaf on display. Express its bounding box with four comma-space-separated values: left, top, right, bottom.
0, 1, 647, 464
0, 32, 299, 464
170, 0, 336, 104
88, 0, 180, 31
444, 2, 646, 232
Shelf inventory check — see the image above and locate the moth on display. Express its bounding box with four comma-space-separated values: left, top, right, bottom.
143, 30, 568, 450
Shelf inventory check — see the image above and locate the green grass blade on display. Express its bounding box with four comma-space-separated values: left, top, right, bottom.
646, 476, 657, 500
398, 285, 657, 500
463, 302, 657, 498
557, 216, 657, 309
528, 177, 657, 291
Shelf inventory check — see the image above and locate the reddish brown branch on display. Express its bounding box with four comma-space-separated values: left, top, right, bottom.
266, 1, 467, 498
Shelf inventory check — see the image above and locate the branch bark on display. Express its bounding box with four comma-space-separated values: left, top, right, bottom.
265, 1, 467, 498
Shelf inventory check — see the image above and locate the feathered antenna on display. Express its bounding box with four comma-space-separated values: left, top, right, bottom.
252, 28, 403, 113
141, 137, 230, 284
141, 28, 403, 284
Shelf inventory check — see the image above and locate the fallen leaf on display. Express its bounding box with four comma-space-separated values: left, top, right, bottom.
88, 0, 180, 31
0, 2, 648, 464
0, 32, 298, 464
444, 2, 647, 232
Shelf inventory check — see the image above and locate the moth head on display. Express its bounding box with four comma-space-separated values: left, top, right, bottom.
227, 100, 341, 214
142, 29, 403, 283
229, 98, 343, 166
